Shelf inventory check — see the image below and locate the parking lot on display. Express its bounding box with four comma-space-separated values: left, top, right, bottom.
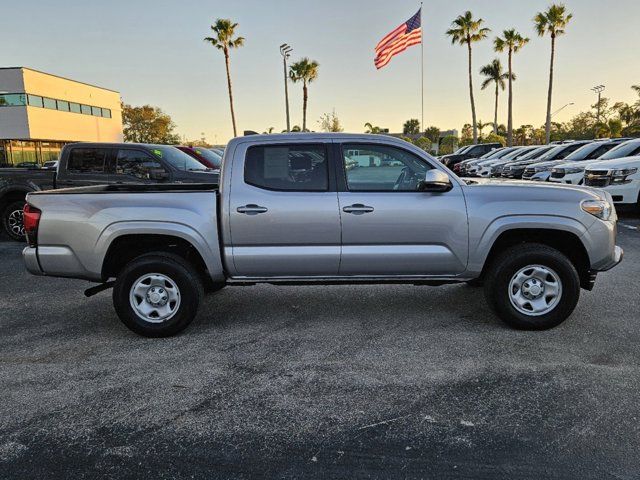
0, 212, 638, 479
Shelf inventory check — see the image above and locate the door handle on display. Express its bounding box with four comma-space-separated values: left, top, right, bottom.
343, 203, 374, 215
237, 204, 268, 215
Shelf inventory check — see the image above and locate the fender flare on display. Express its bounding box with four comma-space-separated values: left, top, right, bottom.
467, 214, 592, 275
93, 221, 225, 282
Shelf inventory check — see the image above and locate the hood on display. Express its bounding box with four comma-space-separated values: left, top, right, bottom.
584, 156, 640, 171
553, 159, 603, 170
526, 159, 566, 169
465, 177, 606, 201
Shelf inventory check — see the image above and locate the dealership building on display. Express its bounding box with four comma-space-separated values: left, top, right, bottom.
0, 67, 123, 166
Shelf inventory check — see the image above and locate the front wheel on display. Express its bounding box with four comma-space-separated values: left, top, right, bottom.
484, 244, 580, 330
2, 200, 26, 241
113, 253, 203, 337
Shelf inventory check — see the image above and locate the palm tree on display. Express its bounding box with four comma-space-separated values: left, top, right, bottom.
289, 58, 319, 131
364, 122, 381, 134
534, 4, 573, 144
494, 30, 529, 146
446, 11, 491, 144
204, 19, 244, 137
480, 59, 512, 135
477, 120, 489, 141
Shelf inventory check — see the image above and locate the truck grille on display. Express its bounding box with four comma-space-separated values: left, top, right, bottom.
550, 169, 564, 179
522, 167, 536, 179
584, 170, 612, 187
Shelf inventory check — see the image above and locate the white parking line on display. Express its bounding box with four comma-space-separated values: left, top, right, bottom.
619, 222, 639, 231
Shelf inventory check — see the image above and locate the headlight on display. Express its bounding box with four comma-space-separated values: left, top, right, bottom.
611, 167, 638, 184
581, 199, 612, 220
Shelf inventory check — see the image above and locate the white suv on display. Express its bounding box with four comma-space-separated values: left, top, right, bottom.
584, 156, 640, 206
550, 138, 640, 185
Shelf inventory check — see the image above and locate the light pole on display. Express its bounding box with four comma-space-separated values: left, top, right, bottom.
280, 44, 293, 132
551, 102, 574, 118
591, 85, 605, 125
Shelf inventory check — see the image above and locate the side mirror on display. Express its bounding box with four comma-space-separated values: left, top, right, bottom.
418, 170, 452, 192
149, 168, 169, 181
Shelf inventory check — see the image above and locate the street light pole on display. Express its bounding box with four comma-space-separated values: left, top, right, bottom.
551, 102, 574, 118
280, 44, 293, 132
591, 85, 605, 125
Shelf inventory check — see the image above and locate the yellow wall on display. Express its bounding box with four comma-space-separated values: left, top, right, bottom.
22, 68, 123, 142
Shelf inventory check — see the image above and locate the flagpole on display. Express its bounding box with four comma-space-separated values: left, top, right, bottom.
420, 2, 424, 131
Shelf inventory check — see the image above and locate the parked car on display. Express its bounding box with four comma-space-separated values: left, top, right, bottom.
504, 142, 589, 179
42, 160, 59, 170
440, 142, 502, 168
176, 146, 222, 170
468, 146, 540, 177
458, 147, 519, 176
0, 143, 218, 240
453, 147, 510, 175
550, 138, 640, 185
520, 141, 592, 180
584, 156, 640, 207
22, 133, 622, 337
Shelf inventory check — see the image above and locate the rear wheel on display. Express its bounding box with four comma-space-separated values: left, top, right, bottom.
484, 244, 580, 330
2, 200, 26, 241
113, 253, 203, 337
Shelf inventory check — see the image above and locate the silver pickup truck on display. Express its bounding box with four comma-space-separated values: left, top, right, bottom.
22, 133, 623, 337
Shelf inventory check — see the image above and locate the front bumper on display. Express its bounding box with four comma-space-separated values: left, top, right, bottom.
598, 245, 624, 271
597, 183, 640, 204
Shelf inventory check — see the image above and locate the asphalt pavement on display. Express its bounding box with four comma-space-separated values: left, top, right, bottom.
0, 213, 639, 479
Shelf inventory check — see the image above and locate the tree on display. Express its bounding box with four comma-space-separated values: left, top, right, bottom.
480, 59, 511, 135
414, 136, 432, 152
534, 4, 573, 144
403, 118, 420, 135
205, 19, 244, 137
318, 111, 344, 132
423, 126, 440, 144
289, 58, 319, 131
122, 103, 180, 144
494, 29, 529, 146
477, 120, 489, 141
364, 122, 383, 134
439, 135, 459, 155
446, 11, 490, 144
460, 123, 473, 145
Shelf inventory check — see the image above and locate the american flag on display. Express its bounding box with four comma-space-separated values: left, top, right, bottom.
374, 9, 422, 70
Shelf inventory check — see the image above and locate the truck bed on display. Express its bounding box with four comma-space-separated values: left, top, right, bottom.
28, 182, 219, 195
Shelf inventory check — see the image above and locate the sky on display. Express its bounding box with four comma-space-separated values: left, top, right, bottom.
2, 0, 639, 143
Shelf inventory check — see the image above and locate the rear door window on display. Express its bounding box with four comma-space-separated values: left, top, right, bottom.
244, 144, 328, 191
67, 148, 108, 173
115, 149, 164, 179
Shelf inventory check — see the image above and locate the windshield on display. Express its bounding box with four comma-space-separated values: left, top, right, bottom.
150, 146, 208, 171
536, 145, 567, 162
453, 146, 471, 155
598, 140, 640, 160
192, 147, 222, 168
518, 146, 553, 161
480, 147, 506, 159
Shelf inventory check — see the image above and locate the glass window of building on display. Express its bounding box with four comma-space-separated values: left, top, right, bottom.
101, 108, 112, 118
91, 106, 101, 116
57, 100, 70, 112
10, 140, 38, 166
69, 102, 81, 113
0, 94, 27, 106
43, 97, 57, 110
80, 104, 91, 115
27, 95, 43, 107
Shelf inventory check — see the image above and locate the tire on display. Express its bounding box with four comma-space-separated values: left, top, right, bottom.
2, 200, 26, 241
483, 243, 580, 330
112, 252, 203, 337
